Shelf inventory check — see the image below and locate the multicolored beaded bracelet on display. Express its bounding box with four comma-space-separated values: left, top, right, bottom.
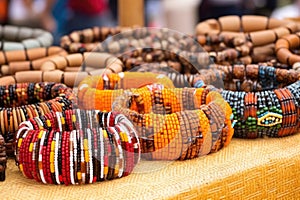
193, 65, 300, 138
15, 109, 140, 185
0, 25, 53, 51
0, 134, 6, 181
77, 72, 175, 111
0, 82, 74, 156
111, 83, 234, 160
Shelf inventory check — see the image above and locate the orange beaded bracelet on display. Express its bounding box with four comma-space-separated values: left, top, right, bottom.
111, 84, 234, 160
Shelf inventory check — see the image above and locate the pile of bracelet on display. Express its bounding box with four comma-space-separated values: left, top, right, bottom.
61, 27, 212, 74
0, 134, 6, 181
193, 64, 300, 138
0, 82, 74, 156
77, 72, 175, 111
15, 109, 140, 185
111, 84, 234, 160
0, 25, 53, 51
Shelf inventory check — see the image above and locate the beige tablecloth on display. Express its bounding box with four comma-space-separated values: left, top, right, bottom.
1, 134, 300, 200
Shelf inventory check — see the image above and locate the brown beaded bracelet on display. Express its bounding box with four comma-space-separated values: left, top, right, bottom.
196, 15, 298, 47
40, 52, 123, 75
0, 46, 67, 76
275, 32, 300, 66
60, 26, 133, 53
0, 82, 74, 156
0, 134, 6, 181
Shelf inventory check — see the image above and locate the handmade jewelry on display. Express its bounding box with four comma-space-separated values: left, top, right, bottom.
111, 83, 234, 160
0, 82, 74, 156
193, 64, 300, 138
0, 46, 67, 76
15, 109, 140, 185
0, 25, 53, 51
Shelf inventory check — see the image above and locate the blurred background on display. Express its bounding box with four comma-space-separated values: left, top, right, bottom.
0, 0, 298, 44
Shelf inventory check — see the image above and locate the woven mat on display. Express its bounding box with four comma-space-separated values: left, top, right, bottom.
1, 134, 300, 200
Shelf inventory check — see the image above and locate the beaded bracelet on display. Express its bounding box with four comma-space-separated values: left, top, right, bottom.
195, 15, 298, 64
0, 25, 53, 51
0, 47, 67, 76
15, 109, 140, 185
275, 32, 300, 66
0, 134, 6, 181
196, 15, 298, 47
40, 52, 123, 75
60, 26, 131, 53
193, 65, 300, 138
0, 82, 74, 156
111, 83, 234, 160
77, 72, 175, 111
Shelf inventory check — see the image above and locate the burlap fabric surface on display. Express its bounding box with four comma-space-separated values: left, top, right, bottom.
1, 134, 300, 200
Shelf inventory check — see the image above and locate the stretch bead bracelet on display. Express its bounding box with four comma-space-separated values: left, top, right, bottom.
193, 65, 300, 138
275, 32, 300, 66
0, 134, 6, 181
195, 15, 298, 64
15, 109, 140, 185
77, 72, 175, 111
40, 52, 123, 75
0, 25, 53, 51
112, 84, 234, 160
60, 26, 132, 53
196, 15, 298, 47
0, 47, 67, 76
0, 82, 74, 156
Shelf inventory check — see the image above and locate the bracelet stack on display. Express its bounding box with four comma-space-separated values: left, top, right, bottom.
0, 134, 6, 181
112, 84, 234, 160
193, 64, 300, 138
0, 25, 53, 51
0, 82, 74, 156
15, 109, 140, 185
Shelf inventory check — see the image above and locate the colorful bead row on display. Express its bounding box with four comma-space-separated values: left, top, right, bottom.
15, 109, 140, 185
0, 82, 74, 156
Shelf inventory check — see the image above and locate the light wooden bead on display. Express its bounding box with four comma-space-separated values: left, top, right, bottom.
219, 15, 241, 32
242, 15, 268, 32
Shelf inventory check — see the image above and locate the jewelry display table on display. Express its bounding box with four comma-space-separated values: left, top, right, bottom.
1, 134, 300, 199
